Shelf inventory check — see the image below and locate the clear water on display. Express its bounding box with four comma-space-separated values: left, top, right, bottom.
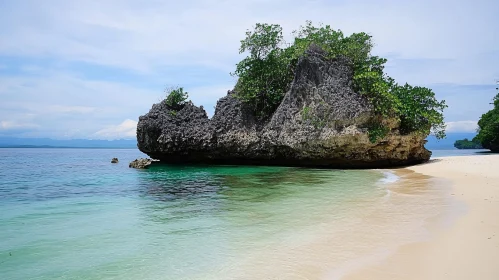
0, 148, 450, 280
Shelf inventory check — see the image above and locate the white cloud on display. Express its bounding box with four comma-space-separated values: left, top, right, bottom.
0, 0, 497, 83
188, 84, 236, 116
0, 0, 498, 139
445, 121, 478, 133
93, 119, 137, 139
0, 121, 39, 130
48, 105, 96, 114
0, 72, 160, 138
0, 121, 40, 136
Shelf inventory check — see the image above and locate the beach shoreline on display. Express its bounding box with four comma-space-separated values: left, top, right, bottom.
345, 154, 499, 280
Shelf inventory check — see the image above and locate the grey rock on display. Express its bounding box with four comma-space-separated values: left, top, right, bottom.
129, 158, 153, 169
111, 158, 119, 163
136, 47, 431, 168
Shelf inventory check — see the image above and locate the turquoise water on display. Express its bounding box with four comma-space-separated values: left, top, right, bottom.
0, 148, 450, 279
430, 149, 492, 158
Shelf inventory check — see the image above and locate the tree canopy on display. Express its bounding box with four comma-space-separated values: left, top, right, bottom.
231, 21, 447, 142
475, 83, 499, 152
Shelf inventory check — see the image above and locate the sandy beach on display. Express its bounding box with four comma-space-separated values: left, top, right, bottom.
347, 154, 499, 280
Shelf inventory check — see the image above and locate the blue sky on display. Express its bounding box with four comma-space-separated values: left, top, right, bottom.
0, 0, 498, 139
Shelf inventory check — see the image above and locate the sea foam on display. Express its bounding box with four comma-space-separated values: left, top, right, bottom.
378, 170, 400, 184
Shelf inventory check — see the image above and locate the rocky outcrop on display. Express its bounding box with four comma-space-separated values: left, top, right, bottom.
136, 47, 431, 168
129, 158, 153, 169
111, 158, 119, 163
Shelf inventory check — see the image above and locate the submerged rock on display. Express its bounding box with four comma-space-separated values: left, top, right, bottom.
111, 158, 119, 163
129, 158, 153, 169
136, 47, 431, 168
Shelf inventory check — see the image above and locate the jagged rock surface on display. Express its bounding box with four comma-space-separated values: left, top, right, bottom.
129, 158, 153, 169
136, 48, 431, 168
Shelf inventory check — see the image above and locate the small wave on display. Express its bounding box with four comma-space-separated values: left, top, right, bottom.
374, 171, 399, 202
378, 170, 400, 184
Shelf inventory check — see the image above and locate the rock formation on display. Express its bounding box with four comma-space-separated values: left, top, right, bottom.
129, 158, 153, 169
111, 158, 119, 163
136, 47, 431, 168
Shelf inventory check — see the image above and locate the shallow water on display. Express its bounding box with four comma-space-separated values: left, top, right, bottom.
430, 149, 491, 158
0, 148, 450, 279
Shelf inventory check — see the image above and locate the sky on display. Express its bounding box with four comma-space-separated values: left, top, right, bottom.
0, 0, 498, 140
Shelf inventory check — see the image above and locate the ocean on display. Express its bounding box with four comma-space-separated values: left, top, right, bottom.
0, 148, 458, 279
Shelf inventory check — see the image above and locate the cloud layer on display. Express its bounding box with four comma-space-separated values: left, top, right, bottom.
446, 121, 479, 133
0, 0, 498, 139
94, 119, 137, 139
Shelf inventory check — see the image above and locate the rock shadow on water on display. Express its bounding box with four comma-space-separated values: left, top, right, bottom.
132, 164, 369, 228
135, 163, 345, 203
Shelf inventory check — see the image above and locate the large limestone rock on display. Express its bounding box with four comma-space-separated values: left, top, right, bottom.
136, 47, 431, 168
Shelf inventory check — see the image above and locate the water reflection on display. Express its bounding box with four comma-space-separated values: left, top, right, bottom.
136, 164, 355, 202
133, 164, 383, 235
129, 165, 393, 280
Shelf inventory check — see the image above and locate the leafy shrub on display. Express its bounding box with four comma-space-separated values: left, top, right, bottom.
232, 21, 447, 142
232, 24, 295, 118
165, 87, 189, 110
391, 83, 447, 139
475, 85, 499, 151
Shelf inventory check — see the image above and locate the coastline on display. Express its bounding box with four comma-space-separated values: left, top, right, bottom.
345, 154, 499, 280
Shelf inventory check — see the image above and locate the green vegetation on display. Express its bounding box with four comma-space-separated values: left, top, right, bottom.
232, 24, 294, 117
164, 87, 189, 115
475, 83, 499, 151
231, 21, 447, 142
454, 138, 483, 149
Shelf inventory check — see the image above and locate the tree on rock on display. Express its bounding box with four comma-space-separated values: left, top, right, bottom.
475, 82, 499, 152
231, 21, 447, 142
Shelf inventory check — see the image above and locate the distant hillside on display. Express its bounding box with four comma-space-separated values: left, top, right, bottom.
426, 133, 478, 150
0, 137, 137, 148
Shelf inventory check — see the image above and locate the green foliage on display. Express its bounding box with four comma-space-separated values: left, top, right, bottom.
232, 24, 295, 118
301, 106, 311, 120
391, 83, 447, 139
454, 138, 483, 149
165, 87, 189, 111
475, 84, 499, 151
292, 21, 375, 68
232, 21, 447, 142
367, 124, 390, 143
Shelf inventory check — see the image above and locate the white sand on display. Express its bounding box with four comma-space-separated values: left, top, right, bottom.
346, 155, 499, 279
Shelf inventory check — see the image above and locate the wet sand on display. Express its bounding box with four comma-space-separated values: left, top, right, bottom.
346, 155, 499, 280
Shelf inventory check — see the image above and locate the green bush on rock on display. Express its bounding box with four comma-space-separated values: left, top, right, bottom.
231, 21, 447, 142
165, 87, 189, 110
232, 24, 295, 117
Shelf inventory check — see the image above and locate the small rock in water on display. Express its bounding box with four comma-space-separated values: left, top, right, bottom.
129, 158, 153, 169
111, 158, 119, 163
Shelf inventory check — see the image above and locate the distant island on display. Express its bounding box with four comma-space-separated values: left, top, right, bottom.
0, 137, 137, 149
454, 138, 483, 149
